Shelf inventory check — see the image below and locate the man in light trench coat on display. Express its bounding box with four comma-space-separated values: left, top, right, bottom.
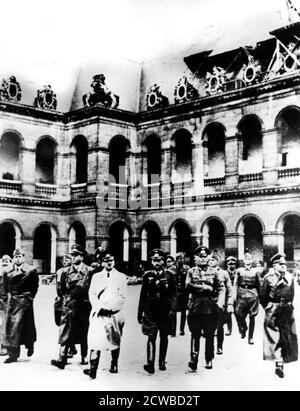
83, 252, 127, 379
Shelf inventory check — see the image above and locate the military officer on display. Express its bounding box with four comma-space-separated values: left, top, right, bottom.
233, 251, 261, 344
208, 251, 234, 355
3, 249, 39, 363
138, 249, 177, 374
260, 253, 298, 378
166, 254, 175, 270
170, 252, 190, 336
0, 255, 12, 356
84, 252, 127, 379
51, 244, 93, 369
54, 253, 77, 358
186, 246, 225, 371
224, 256, 237, 335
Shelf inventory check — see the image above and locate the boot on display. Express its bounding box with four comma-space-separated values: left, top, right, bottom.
188, 336, 199, 371
225, 315, 232, 336
275, 362, 284, 378
110, 348, 119, 373
51, 346, 68, 369
80, 341, 88, 364
26, 343, 34, 357
83, 350, 100, 380
4, 346, 20, 363
144, 338, 155, 374
159, 337, 168, 371
248, 317, 255, 345
205, 360, 213, 369
67, 345, 77, 358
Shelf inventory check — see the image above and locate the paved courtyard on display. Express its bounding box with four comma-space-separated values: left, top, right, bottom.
1, 282, 300, 391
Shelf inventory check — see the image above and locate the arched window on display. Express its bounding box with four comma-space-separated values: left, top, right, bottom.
202, 123, 225, 178
171, 129, 192, 182
33, 224, 57, 274
109, 136, 130, 184
70, 135, 88, 184
143, 135, 161, 184
36, 137, 57, 184
69, 222, 87, 249
238, 115, 263, 174
0, 132, 21, 180
276, 107, 300, 168
141, 221, 161, 261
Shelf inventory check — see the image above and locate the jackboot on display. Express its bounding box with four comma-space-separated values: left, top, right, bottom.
110, 348, 119, 373
275, 362, 284, 378
248, 317, 255, 344
83, 350, 100, 379
188, 336, 199, 371
144, 338, 155, 374
51, 346, 68, 369
159, 336, 168, 371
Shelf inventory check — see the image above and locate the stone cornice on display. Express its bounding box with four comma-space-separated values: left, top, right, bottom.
1, 184, 299, 210
0, 74, 300, 128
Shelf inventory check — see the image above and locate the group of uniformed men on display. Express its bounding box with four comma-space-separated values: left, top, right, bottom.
0, 243, 298, 380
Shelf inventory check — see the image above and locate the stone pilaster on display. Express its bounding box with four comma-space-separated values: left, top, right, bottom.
225, 135, 239, 186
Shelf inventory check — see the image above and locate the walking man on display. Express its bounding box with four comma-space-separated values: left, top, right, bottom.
224, 256, 237, 335
84, 252, 127, 379
170, 252, 190, 336
260, 253, 298, 378
0, 255, 12, 356
208, 251, 234, 355
186, 246, 225, 370
51, 244, 92, 369
138, 249, 177, 374
233, 251, 261, 344
3, 249, 39, 363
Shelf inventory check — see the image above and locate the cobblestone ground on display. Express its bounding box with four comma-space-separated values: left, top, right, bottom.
1, 283, 300, 391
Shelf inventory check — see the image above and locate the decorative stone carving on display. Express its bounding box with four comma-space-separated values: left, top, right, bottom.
241, 56, 262, 85
0, 76, 22, 102
283, 42, 300, 72
82, 74, 119, 108
205, 66, 228, 95
146, 83, 169, 111
174, 76, 199, 104
34, 85, 57, 110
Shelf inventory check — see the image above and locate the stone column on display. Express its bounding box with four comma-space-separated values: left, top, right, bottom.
262, 128, 278, 184
161, 235, 171, 255
263, 231, 281, 264
192, 142, 204, 196
57, 152, 70, 198
20, 148, 36, 195
161, 147, 172, 207
225, 135, 239, 186
87, 148, 98, 194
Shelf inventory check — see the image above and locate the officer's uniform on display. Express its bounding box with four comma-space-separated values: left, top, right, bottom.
170, 262, 190, 336
260, 253, 298, 377
224, 256, 237, 335
4, 249, 39, 362
51, 244, 93, 369
233, 258, 261, 343
215, 267, 234, 353
138, 249, 177, 373
186, 246, 225, 370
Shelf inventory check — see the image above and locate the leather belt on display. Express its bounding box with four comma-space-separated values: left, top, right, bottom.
240, 285, 256, 290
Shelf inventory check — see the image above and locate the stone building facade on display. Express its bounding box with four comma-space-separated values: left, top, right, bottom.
1, 17, 300, 273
